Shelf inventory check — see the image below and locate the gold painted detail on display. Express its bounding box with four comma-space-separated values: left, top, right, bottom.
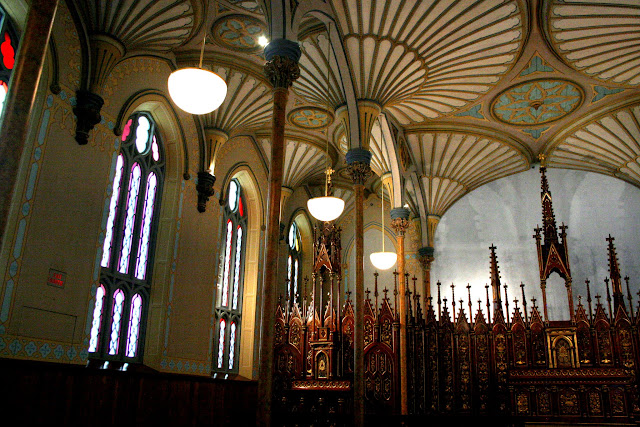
391, 217, 410, 236
509, 367, 632, 379
346, 161, 372, 186
264, 56, 300, 89
291, 379, 351, 390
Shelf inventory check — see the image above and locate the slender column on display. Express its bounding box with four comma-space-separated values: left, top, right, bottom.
346, 148, 372, 427
257, 39, 300, 427
541, 279, 549, 323
418, 246, 434, 300
0, 0, 59, 249
391, 207, 410, 415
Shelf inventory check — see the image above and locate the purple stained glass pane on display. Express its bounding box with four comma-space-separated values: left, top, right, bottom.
118, 163, 142, 274
217, 319, 226, 369
88, 285, 106, 353
135, 173, 157, 280
108, 290, 125, 355
125, 294, 143, 357
294, 259, 299, 301
221, 220, 232, 306
232, 226, 242, 310
228, 322, 236, 370
287, 256, 292, 298
101, 155, 125, 268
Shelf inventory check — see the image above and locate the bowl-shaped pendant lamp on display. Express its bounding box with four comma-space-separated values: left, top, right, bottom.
168, 68, 227, 114
370, 184, 396, 270
307, 195, 345, 222
168, 35, 227, 115
370, 251, 397, 270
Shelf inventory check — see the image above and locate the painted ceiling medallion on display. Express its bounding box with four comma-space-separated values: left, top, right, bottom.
213, 14, 266, 51
288, 107, 334, 129
227, 0, 261, 13
491, 79, 583, 126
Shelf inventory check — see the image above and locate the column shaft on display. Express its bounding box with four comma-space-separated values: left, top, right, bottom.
257, 87, 288, 426
396, 233, 408, 414
0, 0, 59, 247
354, 182, 365, 426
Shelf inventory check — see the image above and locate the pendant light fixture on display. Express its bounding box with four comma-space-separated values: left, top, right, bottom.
307, 23, 345, 222
370, 184, 396, 270
168, 34, 227, 115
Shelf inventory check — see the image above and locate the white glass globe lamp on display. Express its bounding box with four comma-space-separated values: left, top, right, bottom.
168, 68, 227, 115
307, 195, 345, 222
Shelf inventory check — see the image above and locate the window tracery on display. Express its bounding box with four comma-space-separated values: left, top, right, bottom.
89, 112, 164, 364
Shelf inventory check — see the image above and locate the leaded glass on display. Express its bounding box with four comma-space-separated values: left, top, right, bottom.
222, 220, 233, 306
232, 226, 242, 310
121, 118, 132, 142
228, 180, 238, 211
125, 294, 143, 357
289, 224, 295, 249
101, 154, 125, 268
135, 173, 157, 280
151, 135, 160, 161
217, 319, 226, 369
108, 290, 125, 355
91, 112, 164, 364
118, 163, 142, 274
294, 259, 299, 300
135, 115, 151, 153
88, 285, 106, 353
0, 81, 6, 117
287, 255, 292, 299
228, 322, 236, 370
287, 221, 301, 304
213, 179, 246, 374
0, 9, 17, 120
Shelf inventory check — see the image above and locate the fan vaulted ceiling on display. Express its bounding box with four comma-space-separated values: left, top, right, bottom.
72, 0, 640, 225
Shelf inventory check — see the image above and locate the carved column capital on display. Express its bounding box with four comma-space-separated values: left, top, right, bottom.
346, 162, 372, 186
346, 148, 372, 186
391, 217, 410, 236
390, 207, 411, 236
418, 246, 435, 270
264, 56, 300, 89
264, 39, 301, 89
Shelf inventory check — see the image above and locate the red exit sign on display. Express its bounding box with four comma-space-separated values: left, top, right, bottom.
47, 269, 66, 288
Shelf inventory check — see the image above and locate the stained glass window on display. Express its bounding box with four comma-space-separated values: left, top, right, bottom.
109, 290, 125, 355
88, 285, 106, 353
89, 112, 164, 364
125, 294, 143, 357
213, 179, 246, 374
287, 221, 301, 304
0, 6, 18, 120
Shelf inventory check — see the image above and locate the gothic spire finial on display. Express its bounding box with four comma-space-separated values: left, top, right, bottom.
606, 235, 625, 313
489, 245, 503, 315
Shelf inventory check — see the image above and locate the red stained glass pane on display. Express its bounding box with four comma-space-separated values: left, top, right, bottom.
239, 196, 244, 217
1, 32, 14, 70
